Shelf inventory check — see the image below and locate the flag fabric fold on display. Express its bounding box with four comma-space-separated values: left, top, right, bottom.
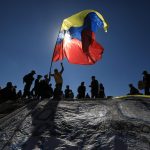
52, 9, 108, 65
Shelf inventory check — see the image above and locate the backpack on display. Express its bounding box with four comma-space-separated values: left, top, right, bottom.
23, 74, 29, 83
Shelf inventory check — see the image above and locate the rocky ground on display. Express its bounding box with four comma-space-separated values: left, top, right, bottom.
0, 96, 150, 150
0, 100, 25, 119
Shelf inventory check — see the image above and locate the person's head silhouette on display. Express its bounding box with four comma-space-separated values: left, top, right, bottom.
142, 70, 148, 75
31, 70, 36, 75
54, 69, 58, 74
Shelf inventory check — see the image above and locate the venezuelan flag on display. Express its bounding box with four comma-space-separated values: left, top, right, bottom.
52, 10, 108, 65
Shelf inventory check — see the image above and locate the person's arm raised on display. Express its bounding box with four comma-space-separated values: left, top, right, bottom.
60, 62, 64, 74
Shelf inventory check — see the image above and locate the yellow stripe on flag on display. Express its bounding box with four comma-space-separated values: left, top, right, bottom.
61, 10, 108, 32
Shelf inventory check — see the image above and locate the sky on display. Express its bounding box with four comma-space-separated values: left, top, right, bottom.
0, 0, 150, 96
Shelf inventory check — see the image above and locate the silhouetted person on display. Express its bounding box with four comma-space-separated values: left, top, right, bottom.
0, 82, 17, 101
23, 70, 36, 98
49, 83, 54, 98
40, 74, 51, 99
142, 70, 150, 95
98, 83, 105, 98
17, 90, 22, 99
13, 85, 17, 97
53, 84, 63, 100
44, 74, 49, 84
65, 85, 74, 98
85, 93, 90, 98
77, 82, 86, 99
70, 90, 74, 98
90, 76, 99, 98
0, 86, 2, 100
50, 63, 64, 91
128, 84, 140, 95
33, 75, 42, 99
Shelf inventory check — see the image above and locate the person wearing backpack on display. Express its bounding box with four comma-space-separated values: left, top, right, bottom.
23, 70, 36, 98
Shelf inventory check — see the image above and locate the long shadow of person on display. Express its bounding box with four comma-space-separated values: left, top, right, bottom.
22, 94, 61, 149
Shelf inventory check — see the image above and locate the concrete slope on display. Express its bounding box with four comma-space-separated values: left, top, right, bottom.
0, 97, 150, 150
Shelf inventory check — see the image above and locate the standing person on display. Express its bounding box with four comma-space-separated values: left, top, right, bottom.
0, 86, 2, 100
77, 82, 86, 99
98, 83, 105, 98
142, 70, 150, 95
33, 75, 42, 98
23, 70, 36, 98
40, 74, 51, 99
89, 76, 99, 98
44, 74, 49, 84
49, 83, 54, 98
50, 63, 64, 91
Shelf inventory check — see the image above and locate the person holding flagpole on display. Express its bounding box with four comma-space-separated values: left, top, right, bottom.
50, 62, 64, 92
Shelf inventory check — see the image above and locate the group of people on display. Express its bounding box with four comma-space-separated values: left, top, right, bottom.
77, 76, 105, 99
0, 63, 63, 103
0, 63, 106, 103
1, 63, 150, 103
23, 71, 53, 99
128, 70, 150, 95
22, 63, 64, 100
0, 82, 20, 103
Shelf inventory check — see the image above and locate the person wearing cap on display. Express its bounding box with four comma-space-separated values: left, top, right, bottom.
23, 70, 36, 98
142, 70, 150, 95
89, 76, 99, 98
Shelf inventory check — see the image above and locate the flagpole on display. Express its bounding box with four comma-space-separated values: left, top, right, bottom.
49, 28, 62, 81
48, 44, 56, 81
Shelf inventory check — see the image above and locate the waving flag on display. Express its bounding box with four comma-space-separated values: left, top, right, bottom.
52, 10, 108, 65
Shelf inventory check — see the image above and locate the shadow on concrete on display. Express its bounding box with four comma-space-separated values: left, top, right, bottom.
22, 99, 60, 149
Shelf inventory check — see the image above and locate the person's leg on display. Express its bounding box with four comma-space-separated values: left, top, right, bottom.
145, 86, 149, 95
91, 91, 94, 98
23, 84, 28, 97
